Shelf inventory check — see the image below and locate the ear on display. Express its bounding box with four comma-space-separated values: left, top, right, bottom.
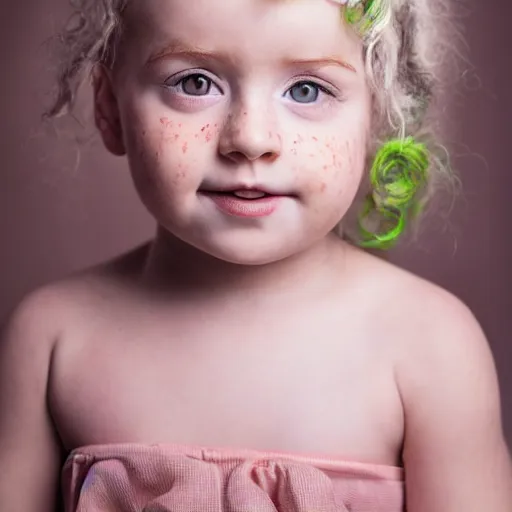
92, 64, 126, 156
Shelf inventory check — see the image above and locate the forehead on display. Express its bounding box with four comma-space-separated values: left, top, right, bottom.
122, 0, 362, 67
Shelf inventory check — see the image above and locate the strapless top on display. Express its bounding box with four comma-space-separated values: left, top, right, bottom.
62, 443, 405, 511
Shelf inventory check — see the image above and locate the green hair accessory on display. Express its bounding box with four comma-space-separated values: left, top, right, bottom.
358, 137, 430, 249
330, 0, 385, 35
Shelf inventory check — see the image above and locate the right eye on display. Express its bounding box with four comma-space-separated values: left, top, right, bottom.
168, 73, 223, 96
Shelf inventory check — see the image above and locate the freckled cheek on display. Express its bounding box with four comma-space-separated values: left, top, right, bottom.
323, 138, 366, 178
127, 120, 223, 194
157, 119, 222, 150
289, 134, 363, 172
294, 138, 365, 198
127, 130, 194, 191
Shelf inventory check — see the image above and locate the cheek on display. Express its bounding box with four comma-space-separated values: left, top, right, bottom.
292, 135, 366, 198
127, 116, 221, 191
155, 118, 221, 163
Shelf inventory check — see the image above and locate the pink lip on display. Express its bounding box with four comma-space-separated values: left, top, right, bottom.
202, 192, 283, 218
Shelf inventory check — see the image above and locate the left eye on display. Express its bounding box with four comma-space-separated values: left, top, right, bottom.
286, 81, 331, 103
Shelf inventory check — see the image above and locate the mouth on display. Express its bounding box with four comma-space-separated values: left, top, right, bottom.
199, 183, 295, 199
198, 187, 289, 218
203, 189, 271, 200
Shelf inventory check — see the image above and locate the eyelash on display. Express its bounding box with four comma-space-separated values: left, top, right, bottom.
165, 72, 224, 95
164, 72, 339, 102
285, 76, 337, 102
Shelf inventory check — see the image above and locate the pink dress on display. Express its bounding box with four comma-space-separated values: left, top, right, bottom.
62, 443, 405, 511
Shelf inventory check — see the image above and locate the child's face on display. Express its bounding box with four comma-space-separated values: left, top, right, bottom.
96, 0, 371, 264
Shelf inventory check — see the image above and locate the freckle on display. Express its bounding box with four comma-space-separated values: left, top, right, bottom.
174, 134, 180, 140
323, 165, 328, 170
293, 140, 297, 145
182, 142, 188, 153
195, 134, 199, 138
201, 126, 206, 132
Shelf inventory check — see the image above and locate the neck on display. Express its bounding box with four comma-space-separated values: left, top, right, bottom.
138, 226, 353, 302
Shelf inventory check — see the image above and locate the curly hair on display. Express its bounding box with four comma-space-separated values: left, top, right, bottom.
44, 0, 462, 248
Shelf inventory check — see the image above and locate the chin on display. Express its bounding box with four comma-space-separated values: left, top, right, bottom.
203, 245, 297, 266
192, 235, 307, 266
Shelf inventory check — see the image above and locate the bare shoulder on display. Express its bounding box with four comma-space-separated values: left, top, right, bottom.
1, 240, 150, 394
349, 246, 497, 395
0, 255, 138, 512
385, 261, 497, 400
0, 251, 143, 511
352, 249, 512, 510
1, 243, 150, 406
350, 247, 484, 348
372, 256, 493, 377
353, 250, 512, 508
5, 243, 150, 333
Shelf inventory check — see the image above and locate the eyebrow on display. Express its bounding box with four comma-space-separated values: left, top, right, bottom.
147, 41, 356, 73
282, 56, 356, 73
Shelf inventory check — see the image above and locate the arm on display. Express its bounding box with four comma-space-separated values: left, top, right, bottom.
398, 291, 512, 512
0, 290, 63, 511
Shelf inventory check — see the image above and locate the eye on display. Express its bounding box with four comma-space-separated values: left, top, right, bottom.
181, 74, 213, 95
168, 73, 222, 96
287, 81, 332, 104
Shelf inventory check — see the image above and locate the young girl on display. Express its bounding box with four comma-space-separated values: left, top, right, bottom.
1, 0, 511, 510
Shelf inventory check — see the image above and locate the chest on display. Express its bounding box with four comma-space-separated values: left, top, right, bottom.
49, 314, 404, 464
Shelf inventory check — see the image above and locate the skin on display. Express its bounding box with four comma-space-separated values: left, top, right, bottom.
0, 0, 511, 510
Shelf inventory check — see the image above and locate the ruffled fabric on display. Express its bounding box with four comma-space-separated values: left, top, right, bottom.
62, 444, 404, 511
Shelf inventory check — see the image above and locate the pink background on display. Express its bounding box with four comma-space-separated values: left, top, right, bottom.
1, 2, 511, 444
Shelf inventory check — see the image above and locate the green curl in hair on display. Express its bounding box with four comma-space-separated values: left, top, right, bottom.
343, 0, 384, 36
358, 137, 430, 249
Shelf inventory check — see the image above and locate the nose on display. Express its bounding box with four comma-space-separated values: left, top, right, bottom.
218, 100, 282, 164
